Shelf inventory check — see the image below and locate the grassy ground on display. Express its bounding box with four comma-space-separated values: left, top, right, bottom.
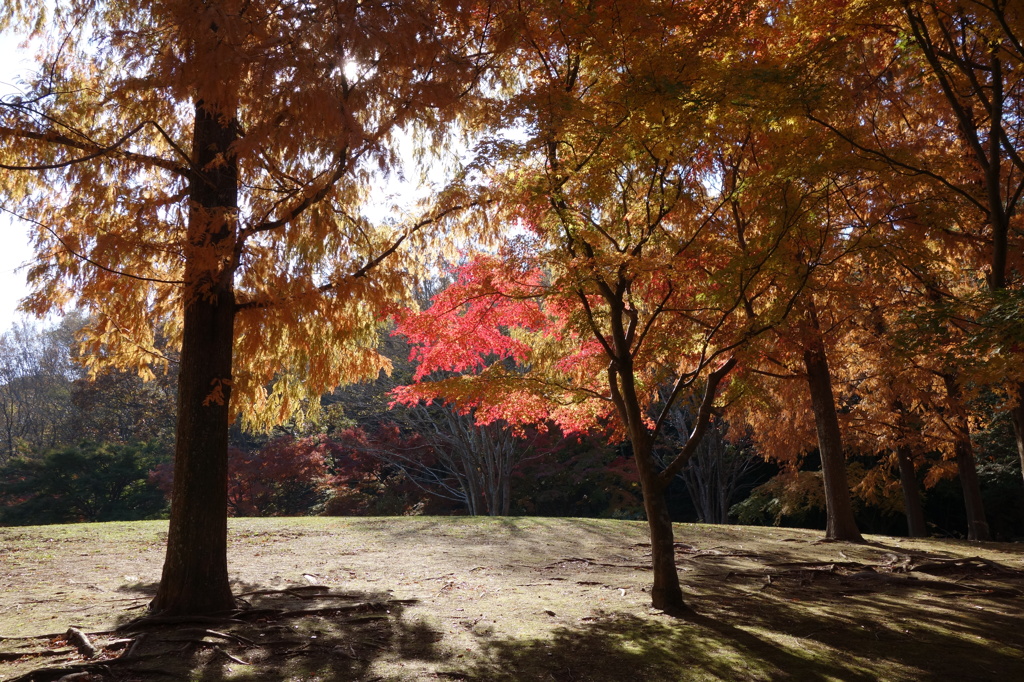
0, 517, 1022, 681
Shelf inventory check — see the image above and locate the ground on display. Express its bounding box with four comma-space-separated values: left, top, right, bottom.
0, 517, 1022, 680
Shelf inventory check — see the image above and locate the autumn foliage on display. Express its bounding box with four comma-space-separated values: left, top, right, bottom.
0, 0, 1021, 617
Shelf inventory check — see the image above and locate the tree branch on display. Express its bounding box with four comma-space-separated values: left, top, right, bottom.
1, 207, 184, 285
235, 202, 469, 311
240, 147, 350, 239
656, 356, 737, 486
0, 121, 189, 175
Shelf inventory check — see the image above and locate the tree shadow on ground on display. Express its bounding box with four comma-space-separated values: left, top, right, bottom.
453, 611, 869, 682
135, 584, 450, 682
454, 559, 1024, 682
5, 585, 452, 682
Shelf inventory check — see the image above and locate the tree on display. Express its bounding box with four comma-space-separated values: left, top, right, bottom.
0, 441, 167, 525
0, 314, 178, 463
658, 390, 759, 525
709, 132, 873, 542
804, 0, 1024, 488
379, 404, 532, 516
0, 0, 495, 614
320, 318, 534, 516
0, 316, 83, 461
800, 299, 865, 541
898, 0, 1024, 495
322, 425, 450, 516
737, 0, 1016, 541
69, 360, 178, 452
226, 438, 331, 517
394, 0, 819, 613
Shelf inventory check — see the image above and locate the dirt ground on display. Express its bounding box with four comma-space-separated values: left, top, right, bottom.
1, 516, 1022, 680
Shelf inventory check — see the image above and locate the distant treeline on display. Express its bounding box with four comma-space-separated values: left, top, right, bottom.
0, 316, 1020, 538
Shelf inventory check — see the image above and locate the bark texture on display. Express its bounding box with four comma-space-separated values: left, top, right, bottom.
616, 358, 689, 614
942, 374, 990, 542
801, 305, 863, 542
1010, 392, 1024, 488
641, 473, 686, 614
151, 101, 239, 614
895, 444, 928, 538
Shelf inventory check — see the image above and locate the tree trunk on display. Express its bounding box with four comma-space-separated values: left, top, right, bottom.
621, 370, 687, 613
1010, 391, 1024, 488
892, 402, 927, 538
150, 100, 239, 615
641, 474, 686, 614
801, 307, 863, 542
465, 471, 480, 516
941, 374, 989, 542
501, 462, 512, 516
954, 437, 989, 542
895, 444, 927, 538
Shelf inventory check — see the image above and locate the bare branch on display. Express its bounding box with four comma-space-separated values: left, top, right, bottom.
656, 356, 737, 486
235, 202, 470, 311
240, 148, 351, 239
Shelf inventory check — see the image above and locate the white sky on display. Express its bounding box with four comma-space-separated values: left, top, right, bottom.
0, 31, 37, 334
0, 23, 454, 338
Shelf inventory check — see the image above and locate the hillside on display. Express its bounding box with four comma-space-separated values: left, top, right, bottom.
1, 517, 1022, 680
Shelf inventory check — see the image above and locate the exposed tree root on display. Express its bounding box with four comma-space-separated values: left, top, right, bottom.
545, 557, 650, 570
3, 588, 416, 681
765, 554, 1024, 579
235, 585, 330, 599
9, 662, 112, 682
721, 553, 1024, 600
117, 614, 246, 631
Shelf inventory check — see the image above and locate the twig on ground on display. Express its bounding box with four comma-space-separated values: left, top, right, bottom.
214, 646, 251, 665
201, 629, 256, 646
235, 585, 330, 598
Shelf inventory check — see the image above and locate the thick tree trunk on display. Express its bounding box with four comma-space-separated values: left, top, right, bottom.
895, 444, 927, 538
151, 101, 239, 615
637, 461, 686, 614
942, 374, 990, 542
801, 307, 863, 542
152, 283, 237, 615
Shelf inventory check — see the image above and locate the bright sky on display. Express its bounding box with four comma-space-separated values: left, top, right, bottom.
0, 31, 37, 334
0, 24, 452, 337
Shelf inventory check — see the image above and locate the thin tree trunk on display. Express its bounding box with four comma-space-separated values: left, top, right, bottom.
465, 470, 480, 516
942, 374, 990, 542
151, 100, 238, 615
954, 436, 989, 542
1010, 391, 1024, 488
892, 402, 927, 538
911, 12, 1018, 523
895, 444, 927, 538
801, 305, 863, 542
501, 461, 512, 516
622, 372, 687, 614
